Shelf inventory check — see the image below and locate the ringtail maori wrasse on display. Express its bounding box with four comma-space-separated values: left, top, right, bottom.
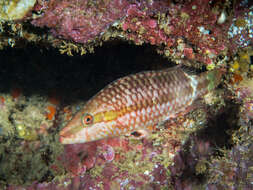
59, 67, 222, 144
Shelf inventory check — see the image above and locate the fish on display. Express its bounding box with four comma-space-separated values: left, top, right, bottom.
59, 66, 222, 144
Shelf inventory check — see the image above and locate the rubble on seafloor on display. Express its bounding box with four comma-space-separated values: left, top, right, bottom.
0, 0, 252, 190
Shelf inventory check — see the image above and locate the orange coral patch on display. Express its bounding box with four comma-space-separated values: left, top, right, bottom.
63, 107, 72, 120
231, 73, 243, 85
46, 105, 56, 120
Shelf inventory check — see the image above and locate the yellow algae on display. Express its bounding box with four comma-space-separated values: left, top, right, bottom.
207, 63, 215, 70
16, 124, 38, 141
59, 41, 78, 56
59, 41, 88, 56
180, 12, 190, 23
195, 159, 208, 175
113, 147, 154, 178
89, 164, 104, 179
235, 18, 247, 27
0, 0, 36, 21
230, 48, 253, 73
231, 60, 240, 71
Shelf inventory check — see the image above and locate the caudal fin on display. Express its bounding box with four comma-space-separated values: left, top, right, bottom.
196, 68, 224, 96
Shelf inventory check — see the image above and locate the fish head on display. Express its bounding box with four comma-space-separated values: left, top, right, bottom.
59, 98, 119, 144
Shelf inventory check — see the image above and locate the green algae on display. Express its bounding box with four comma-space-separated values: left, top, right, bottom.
16, 124, 38, 141
89, 163, 104, 179
0, 91, 64, 188
0, 94, 16, 139
116, 149, 154, 175
195, 159, 208, 175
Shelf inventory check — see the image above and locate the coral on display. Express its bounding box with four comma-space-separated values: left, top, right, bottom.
16, 123, 38, 141
11, 98, 49, 140
229, 47, 253, 120
228, 1, 253, 49
31, 0, 132, 44
0, 0, 251, 67
207, 144, 253, 189
234, 80, 253, 120
207, 123, 253, 190
5, 100, 216, 189
0, 94, 16, 139
230, 48, 253, 74
168, 136, 213, 189
29, 0, 252, 68
205, 49, 253, 189
59, 41, 87, 56
0, 91, 63, 187
121, 0, 233, 67
0, 0, 36, 20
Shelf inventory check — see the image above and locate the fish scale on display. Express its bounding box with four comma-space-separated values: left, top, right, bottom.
59, 66, 222, 144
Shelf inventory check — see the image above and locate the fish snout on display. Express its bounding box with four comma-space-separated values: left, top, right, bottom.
59, 129, 72, 144
59, 124, 77, 144
59, 131, 78, 144
59, 135, 65, 144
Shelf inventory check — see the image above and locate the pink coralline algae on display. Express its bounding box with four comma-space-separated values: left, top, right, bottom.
7, 136, 173, 189
99, 144, 115, 162
31, 0, 252, 66
121, 0, 231, 65
32, 0, 131, 43
6, 111, 207, 190
6, 97, 252, 189
58, 138, 123, 177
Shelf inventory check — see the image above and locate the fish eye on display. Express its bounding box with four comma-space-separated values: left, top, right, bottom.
82, 113, 93, 126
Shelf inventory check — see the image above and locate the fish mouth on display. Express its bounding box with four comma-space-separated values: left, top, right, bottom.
59, 126, 86, 144
59, 125, 75, 139
59, 133, 66, 143
59, 135, 65, 143
59, 134, 75, 144
59, 128, 73, 144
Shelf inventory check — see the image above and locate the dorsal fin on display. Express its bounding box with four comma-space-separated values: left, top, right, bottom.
179, 64, 203, 75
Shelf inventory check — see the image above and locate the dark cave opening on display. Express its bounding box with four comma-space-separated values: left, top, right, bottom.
0, 41, 172, 104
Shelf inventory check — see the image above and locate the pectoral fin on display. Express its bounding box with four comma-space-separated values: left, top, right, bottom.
128, 125, 156, 139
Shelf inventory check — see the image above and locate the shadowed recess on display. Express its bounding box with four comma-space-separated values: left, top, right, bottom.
0, 41, 172, 104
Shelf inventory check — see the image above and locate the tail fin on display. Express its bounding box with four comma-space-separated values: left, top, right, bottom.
196, 68, 224, 97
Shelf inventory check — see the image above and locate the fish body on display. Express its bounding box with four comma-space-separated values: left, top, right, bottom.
59, 67, 222, 144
